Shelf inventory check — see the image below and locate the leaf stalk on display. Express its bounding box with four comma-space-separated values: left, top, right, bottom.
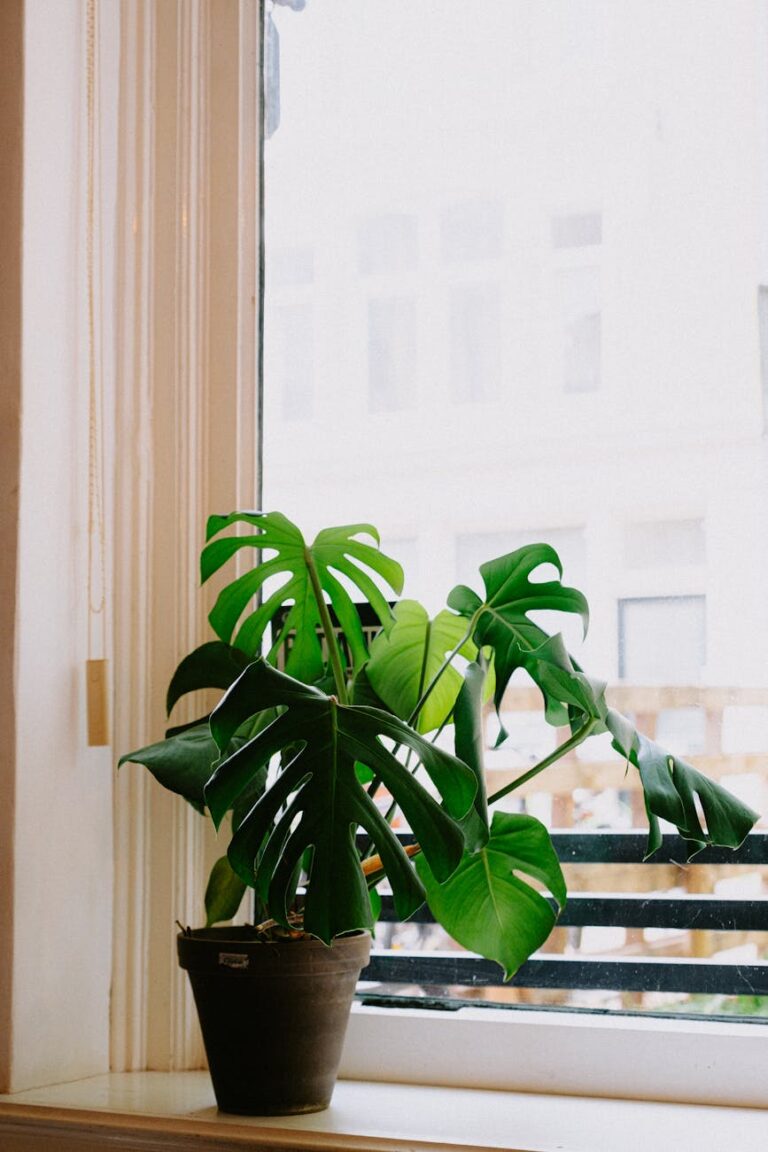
305, 547, 349, 704
487, 717, 598, 805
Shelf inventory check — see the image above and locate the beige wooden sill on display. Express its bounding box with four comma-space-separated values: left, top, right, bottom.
1, 1073, 768, 1152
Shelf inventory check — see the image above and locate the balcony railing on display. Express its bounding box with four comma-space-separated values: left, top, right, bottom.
359, 832, 768, 1008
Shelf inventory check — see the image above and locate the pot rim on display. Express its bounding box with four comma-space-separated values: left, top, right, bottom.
177, 925, 372, 975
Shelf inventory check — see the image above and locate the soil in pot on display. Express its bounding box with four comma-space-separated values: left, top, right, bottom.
177, 926, 371, 1116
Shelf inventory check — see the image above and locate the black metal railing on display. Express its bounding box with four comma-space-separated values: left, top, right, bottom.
359, 831, 768, 1000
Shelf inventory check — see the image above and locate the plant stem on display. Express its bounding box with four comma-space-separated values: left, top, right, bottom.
487, 718, 598, 805
305, 547, 348, 704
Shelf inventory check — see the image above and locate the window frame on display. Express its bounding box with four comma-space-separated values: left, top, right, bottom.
260, 0, 768, 1110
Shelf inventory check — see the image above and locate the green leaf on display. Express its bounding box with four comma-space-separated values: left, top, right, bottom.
204, 659, 476, 943
166, 641, 252, 716
453, 660, 490, 852
518, 634, 608, 730
119, 714, 270, 821
118, 724, 218, 813
366, 601, 477, 733
478, 627, 757, 855
605, 710, 758, 856
448, 544, 589, 743
200, 511, 403, 681
417, 812, 566, 980
230, 760, 270, 832
447, 544, 756, 857
368, 887, 382, 922
351, 664, 393, 711
205, 855, 247, 926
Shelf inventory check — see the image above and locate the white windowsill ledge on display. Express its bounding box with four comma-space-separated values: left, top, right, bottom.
1, 1072, 767, 1152
343, 1003, 768, 1108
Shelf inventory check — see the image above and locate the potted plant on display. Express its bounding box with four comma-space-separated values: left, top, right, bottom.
120, 510, 758, 1115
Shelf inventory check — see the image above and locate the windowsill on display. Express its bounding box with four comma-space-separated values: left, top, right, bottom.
1, 1072, 767, 1152
342, 1003, 768, 1108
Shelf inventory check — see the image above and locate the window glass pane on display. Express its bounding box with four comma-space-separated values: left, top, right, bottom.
618, 596, 706, 683
552, 212, 602, 249
368, 297, 417, 411
264, 0, 768, 1019
557, 265, 601, 392
450, 282, 501, 402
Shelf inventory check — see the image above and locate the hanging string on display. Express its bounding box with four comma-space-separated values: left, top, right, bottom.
86, 0, 108, 745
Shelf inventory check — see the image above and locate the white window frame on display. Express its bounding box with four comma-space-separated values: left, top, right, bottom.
342, 1003, 768, 1109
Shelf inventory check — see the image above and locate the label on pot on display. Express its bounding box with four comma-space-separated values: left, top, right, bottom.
218, 952, 250, 969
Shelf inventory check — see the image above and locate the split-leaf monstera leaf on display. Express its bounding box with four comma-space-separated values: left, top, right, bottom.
605, 710, 757, 856
449, 546, 757, 858
200, 511, 403, 682
448, 543, 589, 744
205, 658, 477, 943
118, 640, 256, 813
418, 811, 567, 980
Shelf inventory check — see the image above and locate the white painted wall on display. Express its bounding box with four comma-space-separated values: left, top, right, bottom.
10, 0, 115, 1090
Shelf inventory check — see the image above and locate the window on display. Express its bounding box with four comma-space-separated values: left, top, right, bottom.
264, 0, 768, 1049
368, 296, 418, 412
449, 281, 501, 402
618, 596, 706, 683
551, 211, 602, 250
556, 264, 601, 393
551, 213, 602, 394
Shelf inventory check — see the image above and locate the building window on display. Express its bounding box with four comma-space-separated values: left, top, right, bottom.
449, 281, 501, 402
551, 211, 602, 249
556, 263, 601, 393
618, 595, 706, 683
368, 296, 417, 411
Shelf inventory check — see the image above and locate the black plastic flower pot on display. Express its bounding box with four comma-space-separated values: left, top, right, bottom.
177, 927, 371, 1116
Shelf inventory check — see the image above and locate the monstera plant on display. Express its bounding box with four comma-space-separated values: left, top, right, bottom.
119, 511, 758, 1115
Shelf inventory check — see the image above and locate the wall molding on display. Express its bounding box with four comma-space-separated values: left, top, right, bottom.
111, 0, 262, 1072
